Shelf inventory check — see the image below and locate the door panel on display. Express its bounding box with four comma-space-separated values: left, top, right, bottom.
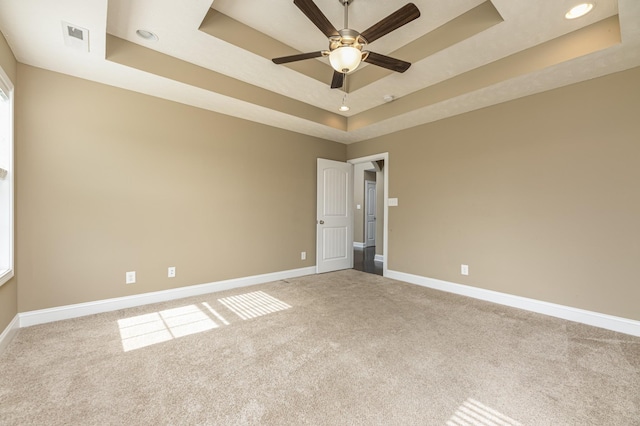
322, 227, 347, 260
365, 180, 376, 248
317, 159, 353, 273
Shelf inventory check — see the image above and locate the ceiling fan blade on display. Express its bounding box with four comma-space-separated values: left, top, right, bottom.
330, 71, 344, 89
364, 51, 411, 73
272, 51, 324, 64
360, 3, 420, 44
293, 0, 339, 38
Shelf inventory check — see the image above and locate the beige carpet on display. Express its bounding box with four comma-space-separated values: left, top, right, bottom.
1, 270, 639, 425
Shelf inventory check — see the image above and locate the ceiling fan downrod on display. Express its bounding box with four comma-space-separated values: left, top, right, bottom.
341, 0, 353, 29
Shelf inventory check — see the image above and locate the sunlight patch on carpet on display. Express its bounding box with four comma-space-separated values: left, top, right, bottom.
218, 291, 291, 320
202, 301, 230, 325
117, 292, 291, 351
447, 398, 522, 426
118, 304, 219, 351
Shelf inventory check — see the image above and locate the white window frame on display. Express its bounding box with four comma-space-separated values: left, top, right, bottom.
0, 65, 14, 287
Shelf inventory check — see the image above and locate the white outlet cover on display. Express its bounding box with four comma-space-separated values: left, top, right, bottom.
461, 265, 469, 275
126, 271, 136, 284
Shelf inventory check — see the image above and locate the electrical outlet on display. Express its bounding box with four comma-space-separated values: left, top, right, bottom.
301, 251, 306, 260
126, 271, 136, 284
168, 267, 176, 278
461, 264, 469, 276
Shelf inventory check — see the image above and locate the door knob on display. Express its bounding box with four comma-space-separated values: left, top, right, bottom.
318, 220, 325, 225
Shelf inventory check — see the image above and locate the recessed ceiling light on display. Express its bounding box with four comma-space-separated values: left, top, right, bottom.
136, 29, 158, 41
339, 105, 350, 112
565, 3, 594, 19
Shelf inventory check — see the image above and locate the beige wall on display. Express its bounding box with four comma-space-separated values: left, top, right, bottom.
16, 64, 345, 312
5, 42, 639, 326
0, 34, 16, 82
0, 33, 17, 331
348, 66, 640, 321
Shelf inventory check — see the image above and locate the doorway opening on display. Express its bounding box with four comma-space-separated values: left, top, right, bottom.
348, 154, 388, 277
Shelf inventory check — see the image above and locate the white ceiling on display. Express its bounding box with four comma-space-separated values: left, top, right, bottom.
1, 0, 639, 143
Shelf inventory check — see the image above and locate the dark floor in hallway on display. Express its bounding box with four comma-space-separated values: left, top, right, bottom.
353, 246, 383, 276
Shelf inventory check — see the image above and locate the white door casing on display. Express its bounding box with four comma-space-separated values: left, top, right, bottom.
316, 158, 353, 274
365, 180, 376, 248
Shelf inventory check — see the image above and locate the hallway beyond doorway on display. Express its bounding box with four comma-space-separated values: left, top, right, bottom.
353, 247, 383, 276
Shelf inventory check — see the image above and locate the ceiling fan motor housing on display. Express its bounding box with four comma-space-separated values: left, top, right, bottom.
330, 28, 366, 51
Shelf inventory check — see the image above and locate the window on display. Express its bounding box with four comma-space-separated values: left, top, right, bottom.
0, 65, 14, 286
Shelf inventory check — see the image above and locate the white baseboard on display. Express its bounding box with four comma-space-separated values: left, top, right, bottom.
386, 270, 640, 337
374, 254, 384, 263
19, 266, 316, 328
353, 242, 365, 248
0, 315, 19, 353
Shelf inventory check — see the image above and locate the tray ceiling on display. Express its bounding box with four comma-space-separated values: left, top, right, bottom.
1, 0, 639, 143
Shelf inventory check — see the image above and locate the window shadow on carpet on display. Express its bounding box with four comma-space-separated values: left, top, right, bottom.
117, 291, 291, 352
447, 398, 522, 426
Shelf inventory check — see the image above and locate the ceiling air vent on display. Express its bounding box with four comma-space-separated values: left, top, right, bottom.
61, 21, 89, 52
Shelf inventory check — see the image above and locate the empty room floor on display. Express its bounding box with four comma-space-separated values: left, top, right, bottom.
1, 270, 638, 425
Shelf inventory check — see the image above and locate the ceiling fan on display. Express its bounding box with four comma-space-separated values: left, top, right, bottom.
272, 0, 420, 89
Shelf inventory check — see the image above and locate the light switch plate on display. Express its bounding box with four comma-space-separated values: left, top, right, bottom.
388, 198, 398, 207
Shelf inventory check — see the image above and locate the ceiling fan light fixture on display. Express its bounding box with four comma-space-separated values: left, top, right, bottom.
329, 46, 362, 74
565, 3, 594, 19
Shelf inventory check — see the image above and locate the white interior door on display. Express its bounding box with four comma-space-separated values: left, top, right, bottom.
316, 158, 353, 274
365, 180, 376, 248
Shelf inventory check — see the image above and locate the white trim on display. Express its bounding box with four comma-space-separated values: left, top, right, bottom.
386, 270, 640, 337
374, 254, 384, 263
0, 315, 19, 353
0, 269, 14, 287
353, 242, 365, 248
19, 266, 315, 328
0, 65, 14, 288
348, 153, 389, 277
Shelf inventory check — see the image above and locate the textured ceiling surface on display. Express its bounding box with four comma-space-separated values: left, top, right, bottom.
1, 0, 639, 143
